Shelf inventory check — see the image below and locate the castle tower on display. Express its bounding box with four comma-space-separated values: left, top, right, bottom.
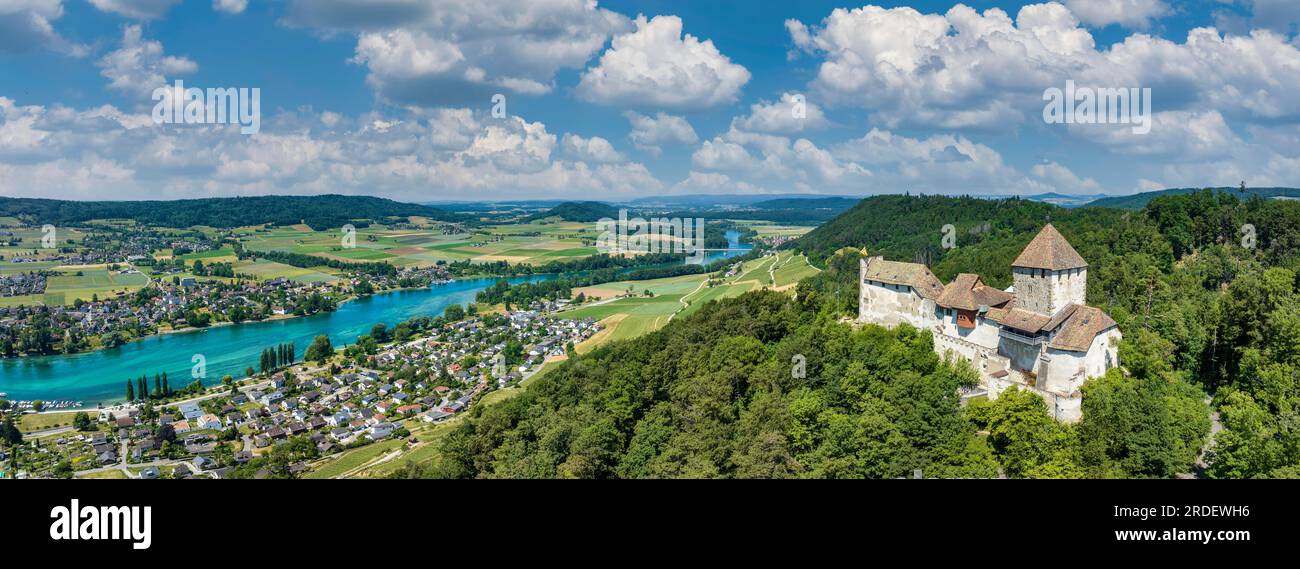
1010, 224, 1087, 316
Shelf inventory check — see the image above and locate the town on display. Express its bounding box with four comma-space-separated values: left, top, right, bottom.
0, 238, 455, 359
0, 305, 599, 479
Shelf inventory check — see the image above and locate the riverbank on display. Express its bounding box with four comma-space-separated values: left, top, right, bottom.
0, 276, 556, 406
0, 279, 465, 362
1, 236, 751, 406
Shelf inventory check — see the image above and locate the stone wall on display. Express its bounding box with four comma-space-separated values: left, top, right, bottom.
1011, 267, 1088, 316
859, 281, 936, 329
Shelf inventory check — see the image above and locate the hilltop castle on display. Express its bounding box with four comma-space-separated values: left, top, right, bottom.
858, 224, 1120, 422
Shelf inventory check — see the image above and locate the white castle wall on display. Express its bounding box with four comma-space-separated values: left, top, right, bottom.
935, 311, 1000, 347
997, 335, 1043, 376
1058, 267, 1088, 311
943, 336, 1084, 423
859, 280, 936, 329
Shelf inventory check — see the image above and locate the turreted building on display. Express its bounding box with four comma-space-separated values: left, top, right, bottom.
858, 224, 1121, 422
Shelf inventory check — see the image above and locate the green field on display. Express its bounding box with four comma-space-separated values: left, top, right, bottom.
44, 267, 150, 304
303, 435, 408, 479
19, 411, 82, 433
565, 252, 813, 348
236, 259, 340, 283
79, 469, 129, 479
733, 221, 816, 238
771, 253, 821, 288
0, 265, 151, 306
177, 246, 238, 263
238, 222, 598, 268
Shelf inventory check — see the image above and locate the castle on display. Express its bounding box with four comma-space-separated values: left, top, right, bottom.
858, 224, 1120, 422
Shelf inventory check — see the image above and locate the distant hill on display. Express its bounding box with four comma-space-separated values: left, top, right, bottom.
749, 197, 860, 212
1086, 187, 1300, 209
0, 195, 458, 230
526, 201, 619, 222
626, 193, 860, 207
1021, 192, 1109, 208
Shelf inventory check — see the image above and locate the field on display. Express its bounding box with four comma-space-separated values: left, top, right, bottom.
303, 436, 408, 479
733, 221, 816, 239
566, 251, 817, 349
238, 221, 599, 269
770, 252, 820, 289
0, 264, 150, 307
0, 226, 89, 252
177, 246, 239, 264
236, 259, 340, 283
18, 411, 82, 433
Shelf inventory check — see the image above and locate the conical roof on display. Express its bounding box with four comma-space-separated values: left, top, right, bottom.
1011, 224, 1087, 270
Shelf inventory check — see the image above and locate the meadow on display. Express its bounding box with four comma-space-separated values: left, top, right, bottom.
566, 251, 817, 348
239, 219, 599, 268
0, 264, 149, 307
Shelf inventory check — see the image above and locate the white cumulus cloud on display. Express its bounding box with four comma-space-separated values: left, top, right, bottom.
624, 111, 698, 156
213, 0, 247, 15
578, 15, 750, 110
0, 0, 84, 55
1064, 0, 1170, 29
97, 24, 197, 100
284, 0, 631, 107
88, 0, 182, 20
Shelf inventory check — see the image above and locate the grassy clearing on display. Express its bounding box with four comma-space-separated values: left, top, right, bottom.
78, 469, 129, 479
237, 222, 598, 267
19, 411, 82, 432
38, 266, 150, 305
236, 259, 339, 283
303, 437, 407, 479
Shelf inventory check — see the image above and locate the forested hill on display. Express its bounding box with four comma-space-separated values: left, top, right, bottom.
401, 189, 1300, 478
0, 195, 459, 230
749, 196, 860, 212
526, 201, 619, 222
1085, 186, 1300, 210
786, 194, 1064, 285
787, 189, 1300, 478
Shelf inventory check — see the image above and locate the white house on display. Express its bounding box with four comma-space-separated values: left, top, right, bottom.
859, 224, 1120, 422
197, 414, 224, 431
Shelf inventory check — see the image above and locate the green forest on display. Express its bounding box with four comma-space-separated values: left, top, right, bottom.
0, 194, 458, 230
393, 190, 1300, 478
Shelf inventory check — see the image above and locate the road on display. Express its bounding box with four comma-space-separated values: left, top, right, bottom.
23, 425, 75, 438
76, 457, 187, 478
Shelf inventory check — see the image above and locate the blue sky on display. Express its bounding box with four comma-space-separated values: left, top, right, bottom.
1, 0, 1298, 202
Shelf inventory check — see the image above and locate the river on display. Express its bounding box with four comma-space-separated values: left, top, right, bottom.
0, 233, 751, 406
